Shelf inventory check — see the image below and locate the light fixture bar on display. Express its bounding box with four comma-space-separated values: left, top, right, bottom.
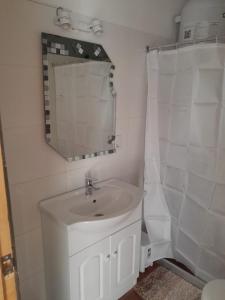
55, 7, 103, 35
27, 0, 72, 12
28, 0, 103, 35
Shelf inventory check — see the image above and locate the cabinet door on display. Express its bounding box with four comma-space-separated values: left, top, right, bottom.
111, 221, 141, 298
70, 238, 111, 300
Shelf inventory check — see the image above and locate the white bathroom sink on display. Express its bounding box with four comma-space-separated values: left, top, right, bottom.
69, 186, 134, 218
40, 179, 143, 230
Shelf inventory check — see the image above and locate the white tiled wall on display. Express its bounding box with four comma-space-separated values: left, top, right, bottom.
0, 1, 169, 299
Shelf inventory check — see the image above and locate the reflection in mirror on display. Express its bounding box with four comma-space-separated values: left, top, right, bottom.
42, 33, 116, 161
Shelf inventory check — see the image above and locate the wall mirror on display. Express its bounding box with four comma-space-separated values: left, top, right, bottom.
42, 33, 116, 161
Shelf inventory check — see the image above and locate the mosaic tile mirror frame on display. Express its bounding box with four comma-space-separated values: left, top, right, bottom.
42, 32, 116, 161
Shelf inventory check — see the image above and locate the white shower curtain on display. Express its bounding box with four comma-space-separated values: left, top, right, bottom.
145, 43, 225, 282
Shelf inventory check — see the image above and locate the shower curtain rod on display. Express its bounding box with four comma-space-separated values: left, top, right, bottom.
146, 35, 225, 52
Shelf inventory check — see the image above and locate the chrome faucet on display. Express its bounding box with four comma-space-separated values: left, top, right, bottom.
85, 176, 100, 196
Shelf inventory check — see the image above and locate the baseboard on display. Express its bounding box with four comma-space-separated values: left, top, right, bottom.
159, 259, 205, 289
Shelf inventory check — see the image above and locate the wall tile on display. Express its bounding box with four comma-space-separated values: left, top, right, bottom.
10, 173, 67, 236
0, 66, 43, 129
127, 59, 147, 118
19, 270, 46, 300
127, 117, 145, 163
3, 125, 67, 184
115, 117, 130, 151
0, 0, 56, 67
67, 168, 88, 191
15, 228, 44, 281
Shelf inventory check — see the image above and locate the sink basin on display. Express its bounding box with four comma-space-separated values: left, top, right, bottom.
40, 179, 143, 228
40, 179, 143, 255
69, 186, 133, 218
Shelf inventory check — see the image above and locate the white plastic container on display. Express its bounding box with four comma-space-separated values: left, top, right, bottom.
140, 231, 172, 272
140, 232, 152, 272
177, 0, 225, 43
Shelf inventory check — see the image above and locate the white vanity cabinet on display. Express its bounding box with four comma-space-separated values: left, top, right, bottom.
40, 179, 143, 300
111, 222, 141, 298
69, 237, 111, 300
69, 221, 141, 300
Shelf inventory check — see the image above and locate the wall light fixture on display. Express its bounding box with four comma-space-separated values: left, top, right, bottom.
55, 7, 103, 35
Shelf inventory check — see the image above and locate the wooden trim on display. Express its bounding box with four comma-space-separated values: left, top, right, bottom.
0, 140, 17, 300
0, 270, 4, 300
0, 146, 11, 254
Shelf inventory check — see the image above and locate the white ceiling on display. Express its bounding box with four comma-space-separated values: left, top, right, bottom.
41, 0, 188, 39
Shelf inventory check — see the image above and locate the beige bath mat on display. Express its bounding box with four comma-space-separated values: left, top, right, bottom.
134, 266, 201, 300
